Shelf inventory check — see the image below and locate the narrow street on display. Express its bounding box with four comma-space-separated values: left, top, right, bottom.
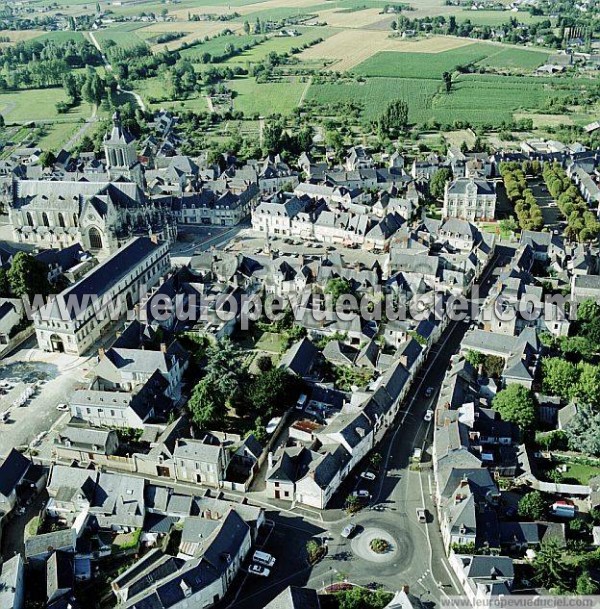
219, 244, 515, 609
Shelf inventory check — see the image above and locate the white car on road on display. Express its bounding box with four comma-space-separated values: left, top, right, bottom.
248, 564, 270, 577
341, 523, 357, 538
360, 471, 376, 481
424, 409, 434, 422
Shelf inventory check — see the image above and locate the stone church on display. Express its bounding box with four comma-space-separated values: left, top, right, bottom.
6, 112, 177, 256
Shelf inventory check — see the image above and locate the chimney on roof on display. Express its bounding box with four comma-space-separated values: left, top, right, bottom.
98, 347, 105, 359
402, 585, 410, 594
150, 234, 159, 245
460, 476, 469, 488
160, 343, 167, 354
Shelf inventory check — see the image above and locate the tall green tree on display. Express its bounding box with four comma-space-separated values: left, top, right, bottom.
188, 339, 243, 428
377, 99, 408, 137
492, 384, 536, 430
7, 252, 50, 299
187, 379, 223, 428
517, 490, 546, 521
429, 167, 452, 200
533, 539, 571, 591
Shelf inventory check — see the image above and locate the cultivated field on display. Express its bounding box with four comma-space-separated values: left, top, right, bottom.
306, 77, 440, 121
0, 29, 45, 46
229, 76, 307, 114
299, 32, 475, 71
353, 42, 550, 78
0, 88, 92, 123
136, 21, 243, 52
315, 7, 389, 28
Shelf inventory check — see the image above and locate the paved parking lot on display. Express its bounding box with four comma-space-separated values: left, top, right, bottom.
0, 338, 91, 458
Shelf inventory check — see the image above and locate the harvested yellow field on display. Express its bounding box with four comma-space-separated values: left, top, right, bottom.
137, 21, 242, 51
401, 0, 463, 18
316, 8, 388, 28
170, 0, 324, 20
0, 30, 44, 46
300, 32, 476, 71
514, 113, 575, 127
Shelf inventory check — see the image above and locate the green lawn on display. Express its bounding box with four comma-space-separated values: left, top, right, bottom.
229, 76, 307, 115
557, 460, 600, 485
179, 33, 262, 62
24, 31, 85, 46
222, 28, 337, 65
254, 331, 287, 353
0, 88, 92, 122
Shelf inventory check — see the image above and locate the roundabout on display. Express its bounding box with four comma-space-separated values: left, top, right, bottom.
350, 526, 399, 564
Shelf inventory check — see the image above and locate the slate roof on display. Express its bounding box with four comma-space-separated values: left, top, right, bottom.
40, 237, 165, 321
125, 510, 250, 608
173, 439, 223, 464
318, 411, 371, 450
447, 177, 495, 196
56, 427, 115, 453
279, 337, 318, 377
464, 555, 514, 579
47, 550, 73, 605
263, 586, 321, 609
25, 529, 74, 559
0, 449, 30, 499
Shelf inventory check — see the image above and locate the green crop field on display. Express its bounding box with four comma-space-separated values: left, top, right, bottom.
222, 28, 337, 64
477, 47, 551, 69
453, 10, 549, 26
305, 71, 590, 125
92, 28, 146, 48
179, 33, 263, 62
353, 42, 551, 79
353, 43, 498, 79
229, 76, 307, 115
306, 77, 440, 121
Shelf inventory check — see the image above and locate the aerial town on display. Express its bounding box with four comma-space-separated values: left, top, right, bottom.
0, 0, 600, 608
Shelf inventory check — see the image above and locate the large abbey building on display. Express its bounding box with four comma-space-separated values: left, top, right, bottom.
5, 112, 176, 256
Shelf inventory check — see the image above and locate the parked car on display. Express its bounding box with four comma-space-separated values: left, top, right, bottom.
416, 508, 427, 523
424, 409, 434, 422
424, 386, 434, 398
252, 551, 276, 567
265, 417, 281, 434
353, 489, 370, 498
296, 394, 307, 410
249, 564, 270, 577
360, 471, 376, 481
341, 523, 357, 538
56, 403, 69, 411
412, 447, 422, 462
